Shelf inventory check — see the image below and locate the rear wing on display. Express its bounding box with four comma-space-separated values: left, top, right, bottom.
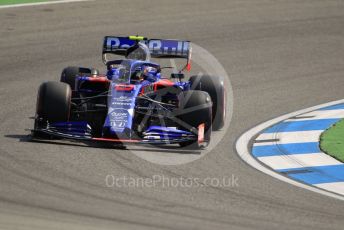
102, 36, 192, 70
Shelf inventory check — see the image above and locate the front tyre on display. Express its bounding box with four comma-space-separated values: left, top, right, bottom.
189, 75, 226, 130
35, 81, 71, 124
177, 90, 212, 149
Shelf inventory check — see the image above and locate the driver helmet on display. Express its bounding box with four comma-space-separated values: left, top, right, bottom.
141, 66, 157, 82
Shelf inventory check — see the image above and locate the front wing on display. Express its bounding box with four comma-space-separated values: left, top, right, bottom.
32, 125, 199, 145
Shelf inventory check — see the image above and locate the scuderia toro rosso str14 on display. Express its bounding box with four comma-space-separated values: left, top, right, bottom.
33, 36, 226, 149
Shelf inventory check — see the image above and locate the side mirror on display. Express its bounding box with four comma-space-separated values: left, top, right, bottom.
171, 73, 185, 80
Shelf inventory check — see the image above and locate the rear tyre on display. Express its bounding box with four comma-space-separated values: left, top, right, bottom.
35, 81, 71, 124
177, 90, 212, 149
189, 75, 225, 130
60, 66, 92, 90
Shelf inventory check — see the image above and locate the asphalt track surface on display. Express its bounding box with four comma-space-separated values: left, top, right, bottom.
1, 0, 344, 229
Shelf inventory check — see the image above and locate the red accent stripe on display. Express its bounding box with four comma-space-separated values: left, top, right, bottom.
198, 123, 205, 144
115, 84, 135, 91
87, 77, 110, 82
156, 79, 174, 86
92, 137, 140, 143
186, 62, 191, 71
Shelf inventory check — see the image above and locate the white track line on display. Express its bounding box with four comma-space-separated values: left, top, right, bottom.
254, 130, 323, 146
0, 0, 92, 9
236, 99, 344, 201
257, 153, 342, 170
316, 182, 344, 195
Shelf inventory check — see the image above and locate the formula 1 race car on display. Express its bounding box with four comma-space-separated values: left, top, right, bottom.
33, 36, 226, 149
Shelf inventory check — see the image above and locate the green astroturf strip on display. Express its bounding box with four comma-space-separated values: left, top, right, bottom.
320, 119, 344, 163
0, 0, 51, 6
